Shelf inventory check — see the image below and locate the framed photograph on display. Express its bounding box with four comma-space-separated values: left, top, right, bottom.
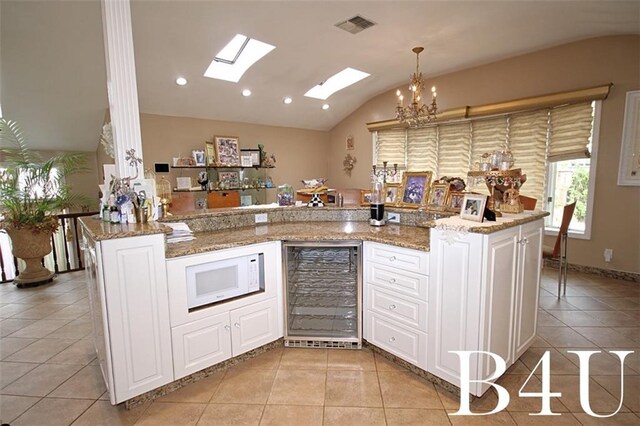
192, 150, 206, 166
398, 171, 433, 208
205, 142, 216, 166
240, 154, 253, 167
385, 183, 400, 206
428, 183, 450, 210
176, 176, 191, 190
447, 191, 466, 212
214, 136, 241, 166
460, 194, 487, 222
360, 190, 372, 206
240, 149, 261, 167
346, 135, 354, 150
218, 171, 240, 189
617, 90, 640, 186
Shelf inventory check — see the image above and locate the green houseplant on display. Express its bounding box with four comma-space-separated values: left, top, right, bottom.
0, 118, 87, 287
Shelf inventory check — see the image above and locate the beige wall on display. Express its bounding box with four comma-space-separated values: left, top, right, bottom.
327, 35, 640, 274
137, 114, 330, 204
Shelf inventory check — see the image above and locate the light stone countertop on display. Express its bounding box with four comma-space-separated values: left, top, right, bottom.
164, 221, 430, 258
79, 215, 172, 241
423, 210, 549, 233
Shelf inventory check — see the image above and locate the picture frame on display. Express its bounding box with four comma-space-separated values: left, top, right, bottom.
447, 191, 466, 213
427, 183, 450, 210
240, 154, 253, 167
205, 142, 216, 166
460, 193, 487, 222
240, 149, 261, 167
398, 171, 433, 208
617, 90, 640, 186
385, 183, 400, 206
192, 149, 206, 166
360, 190, 372, 206
214, 136, 241, 166
217, 171, 240, 189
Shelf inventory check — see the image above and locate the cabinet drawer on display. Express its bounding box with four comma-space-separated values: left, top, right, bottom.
367, 286, 427, 331
171, 313, 232, 379
366, 312, 427, 369
365, 242, 429, 275
365, 262, 428, 301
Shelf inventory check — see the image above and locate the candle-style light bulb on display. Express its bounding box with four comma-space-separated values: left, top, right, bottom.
431, 86, 436, 93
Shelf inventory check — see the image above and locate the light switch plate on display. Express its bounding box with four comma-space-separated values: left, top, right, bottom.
255, 213, 268, 223
388, 212, 400, 223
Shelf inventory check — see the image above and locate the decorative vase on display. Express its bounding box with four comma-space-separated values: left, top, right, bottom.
7, 227, 55, 287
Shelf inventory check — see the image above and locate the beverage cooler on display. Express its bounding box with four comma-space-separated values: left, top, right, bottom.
282, 241, 362, 348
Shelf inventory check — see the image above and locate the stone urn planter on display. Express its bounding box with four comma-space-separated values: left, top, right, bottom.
6, 227, 55, 287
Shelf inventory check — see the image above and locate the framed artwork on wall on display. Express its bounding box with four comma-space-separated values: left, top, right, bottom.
214, 136, 241, 166
447, 191, 466, 213
398, 171, 433, 208
205, 142, 216, 166
427, 183, 450, 210
192, 150, 205, 166
360, 190, 372, 206
617, 90, 640, 186
240, 149, 261, 166
218, 171, 240, 189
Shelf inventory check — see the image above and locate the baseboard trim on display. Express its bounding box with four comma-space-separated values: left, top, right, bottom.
543, 259, 639, 283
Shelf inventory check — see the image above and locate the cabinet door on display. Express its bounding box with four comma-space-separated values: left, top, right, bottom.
427, 230, 484, 394
171, 313, 232, 379
230, 298, 279, 356
514, 220, 543, 358
100, 235, 173, 403
478, 228, 519, 388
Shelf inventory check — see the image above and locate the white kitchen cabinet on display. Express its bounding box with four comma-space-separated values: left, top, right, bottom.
82, 231, 173, 404
171, 313, 232, 379
171, 298, 280, 379
427, 219, 543, 397
364, 241, 429, 370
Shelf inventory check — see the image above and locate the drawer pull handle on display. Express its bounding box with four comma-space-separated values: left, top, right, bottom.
234, 322, 240, 328
389, 336, 396, 343
389, 256, 396, 262
224, 325, 231, 331
389, 278, 397, 284
389, 304, 397, 310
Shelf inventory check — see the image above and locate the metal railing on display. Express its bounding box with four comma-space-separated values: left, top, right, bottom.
0, 211, 99, 283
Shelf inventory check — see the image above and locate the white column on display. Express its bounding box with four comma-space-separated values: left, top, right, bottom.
101, 0, 143, 178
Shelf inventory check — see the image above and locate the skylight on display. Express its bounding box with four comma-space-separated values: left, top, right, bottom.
304, 68, 370, 100
204, 34, 275, 83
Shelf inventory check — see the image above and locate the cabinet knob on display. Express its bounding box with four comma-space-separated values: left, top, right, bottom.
389, 256, 396, 262
519, 237, 529, 245
389, 278, 397, 284
389, 336, 396, 343
224, 325, 231, 331
234, 322, 240, 328
389, 304, 397, 310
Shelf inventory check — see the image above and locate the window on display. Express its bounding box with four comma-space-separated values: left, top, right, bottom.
544, 101, 599, 239
373, 100, 599, 237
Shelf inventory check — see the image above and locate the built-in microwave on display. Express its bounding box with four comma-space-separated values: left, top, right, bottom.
186, 253, 264, 309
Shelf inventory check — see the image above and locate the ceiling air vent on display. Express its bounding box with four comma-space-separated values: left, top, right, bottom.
335, 15, 376, 35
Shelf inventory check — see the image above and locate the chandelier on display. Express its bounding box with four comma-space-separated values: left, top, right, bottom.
395, 47, 438, 128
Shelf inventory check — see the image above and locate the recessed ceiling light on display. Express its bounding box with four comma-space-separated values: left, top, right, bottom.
242, 89, 252, 97
322, 104, 330, 110
305, 68, 370, 100
176, 77, 188, 86
204, 34, 275, 83
283, 97, 293, 104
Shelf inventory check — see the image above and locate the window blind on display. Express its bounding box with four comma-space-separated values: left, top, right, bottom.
508, 110, 549, 204
548, 102, 593, 161
469, 116, 508, 192
375, 128, 406, 168
438, 122, 471, 179
407, 126, 438, 173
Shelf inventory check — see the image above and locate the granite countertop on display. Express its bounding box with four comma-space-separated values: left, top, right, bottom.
79, 215, 172, 241
423, 210, 549, 234
165, 221, 430, 258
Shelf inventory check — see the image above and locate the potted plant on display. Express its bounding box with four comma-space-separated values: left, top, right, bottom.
0, 118, 87, 287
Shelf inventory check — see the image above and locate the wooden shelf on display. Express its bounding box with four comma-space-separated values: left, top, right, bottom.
171, 165, 275, 170
173, 187, 276, 193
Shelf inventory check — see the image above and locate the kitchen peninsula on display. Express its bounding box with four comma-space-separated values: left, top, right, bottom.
79, 206, 547, 406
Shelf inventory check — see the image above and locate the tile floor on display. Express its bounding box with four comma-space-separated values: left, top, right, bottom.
0, 269, 638, 425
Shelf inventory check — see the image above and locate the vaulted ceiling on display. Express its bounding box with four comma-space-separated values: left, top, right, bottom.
1, 0, 639, 152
